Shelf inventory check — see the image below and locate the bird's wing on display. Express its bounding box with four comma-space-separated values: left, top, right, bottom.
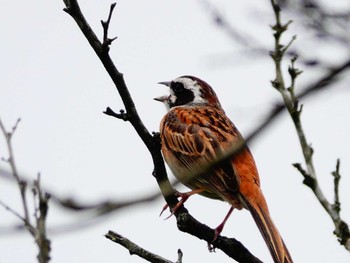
160, 106, 243, 201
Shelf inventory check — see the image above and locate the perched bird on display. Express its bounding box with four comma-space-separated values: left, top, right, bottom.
154, 75, 293, 263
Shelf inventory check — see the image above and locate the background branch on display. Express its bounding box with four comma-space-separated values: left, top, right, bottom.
0, 118, 51, 263
270, 0, 350, 251
0, 118, 31, 229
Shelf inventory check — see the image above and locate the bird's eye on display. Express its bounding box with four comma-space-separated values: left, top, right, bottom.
171, 82, 184, 93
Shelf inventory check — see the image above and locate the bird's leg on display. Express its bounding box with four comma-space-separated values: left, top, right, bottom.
208, 206, 235, 251
212, 206, 234, 243
160, 189, 204, 219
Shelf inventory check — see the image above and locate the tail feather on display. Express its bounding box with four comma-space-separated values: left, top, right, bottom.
282, 239, 293, 263
241, 194, 293, 263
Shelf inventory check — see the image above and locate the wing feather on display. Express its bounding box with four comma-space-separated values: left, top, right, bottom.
160, 106, 242, 203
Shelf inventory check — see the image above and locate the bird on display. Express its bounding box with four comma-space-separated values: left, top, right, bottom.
154, 75, 293, 263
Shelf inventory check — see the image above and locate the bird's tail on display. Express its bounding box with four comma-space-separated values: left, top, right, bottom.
240, 192, 293, 263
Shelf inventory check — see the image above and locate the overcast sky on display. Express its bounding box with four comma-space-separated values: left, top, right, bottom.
1, 0, 350, 262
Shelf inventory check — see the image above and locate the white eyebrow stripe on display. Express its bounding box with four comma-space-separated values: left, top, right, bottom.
174, 77, 207, 104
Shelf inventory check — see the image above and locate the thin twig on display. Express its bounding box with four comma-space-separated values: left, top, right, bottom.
201, 0, 263, 51
0, 117, 33, 234
103, 107, 129, 121
176, 249, 183, 263
0, 200, 27, 223
280, 0, 350, 44
332, 159, 341, 213
101, 3, 118, 50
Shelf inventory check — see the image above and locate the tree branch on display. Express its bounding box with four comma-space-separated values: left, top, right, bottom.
270, 0, 350, 251
33, 174, 51, 263
62, 0, 179, 209
0, 166, 166, 235
0, 118, 32, 231
0, 118, 51, 262
278, 0, 350, 44
105, 231, 176, 263
101, 3, 118, 50
62, 1, 263, 262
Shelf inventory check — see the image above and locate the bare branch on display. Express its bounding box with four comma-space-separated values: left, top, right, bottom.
103, 107, 129, 121
0, 118, 51, 262
1, 166, 163, 232
332, 159, 341, 213
33, 174, 51, 263
105, 231, 175, 263
0, 199, 27, 223
175, 212, 263, 263
101, 3, 118, 50
0, 117, 33, 233
52, 191, 161, 215
200, 0, 263, 51
269, 0, 350, 251
176, 249, 183, 263
278, 0, 350, 44
61, 1, 264, 261
330, 160, 350, 250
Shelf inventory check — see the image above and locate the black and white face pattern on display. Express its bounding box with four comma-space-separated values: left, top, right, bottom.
155, 76, 216, 109
168, 76, 209, 108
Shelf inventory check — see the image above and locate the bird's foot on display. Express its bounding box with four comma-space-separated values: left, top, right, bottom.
159, 189, 204, 219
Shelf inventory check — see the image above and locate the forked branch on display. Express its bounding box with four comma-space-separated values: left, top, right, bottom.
270, 0, 350, 251
0, 118, 51, 263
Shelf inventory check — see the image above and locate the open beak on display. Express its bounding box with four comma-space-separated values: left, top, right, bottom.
158, 81, 171, 87
153, 95, 169, 103
154, 81, 171, 102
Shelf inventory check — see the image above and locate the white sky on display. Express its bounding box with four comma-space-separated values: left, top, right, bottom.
1, 0, 350, 262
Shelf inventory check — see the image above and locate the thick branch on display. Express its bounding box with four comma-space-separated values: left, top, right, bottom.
62, 0, 178, 210
175, 211, 263, 263
62, 1, 261, 262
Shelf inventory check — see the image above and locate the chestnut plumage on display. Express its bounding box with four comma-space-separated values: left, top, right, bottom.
155, 75, 293, 263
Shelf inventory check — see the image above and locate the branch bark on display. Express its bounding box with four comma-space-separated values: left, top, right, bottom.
105, 231, 175, 263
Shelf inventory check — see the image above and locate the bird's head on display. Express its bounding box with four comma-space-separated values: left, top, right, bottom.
154, 75, 222, 109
